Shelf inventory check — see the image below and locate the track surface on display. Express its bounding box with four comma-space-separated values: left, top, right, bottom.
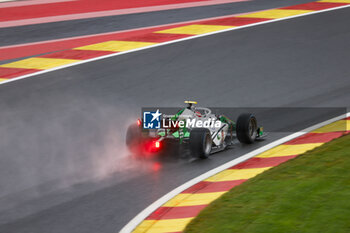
0, 6, 349, 233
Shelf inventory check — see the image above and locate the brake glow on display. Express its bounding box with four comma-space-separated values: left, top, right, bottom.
155, 141, 160, 148
137, 119, 142, 126
144, 140, 162, 153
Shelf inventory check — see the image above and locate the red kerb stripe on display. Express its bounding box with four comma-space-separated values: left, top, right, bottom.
40, 49, 114, 59
285, 132, 347, 144
182, 180, 246, 194
0, 67, 40, 79
230, 156, 297, 169
281, 2, 347, 10
146, 205, 207, 220
200, 17, 269, 26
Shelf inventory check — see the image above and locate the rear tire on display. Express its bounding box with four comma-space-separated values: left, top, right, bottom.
126, 123, 143, 154
190, 128, 212, 159
236, 113, 257, 144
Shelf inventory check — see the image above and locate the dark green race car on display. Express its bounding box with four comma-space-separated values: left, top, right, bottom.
126, 101, 264, 159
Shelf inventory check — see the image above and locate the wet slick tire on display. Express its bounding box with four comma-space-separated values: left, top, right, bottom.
126, 123, 143, 154
190, 128, 212, 159
236, 113, 258, 144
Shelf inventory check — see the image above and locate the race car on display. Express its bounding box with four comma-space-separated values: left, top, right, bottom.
126, 101, 264, 159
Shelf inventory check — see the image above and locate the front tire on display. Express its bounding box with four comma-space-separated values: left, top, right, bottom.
190, 128, 212, 159
236, 113, 257, 144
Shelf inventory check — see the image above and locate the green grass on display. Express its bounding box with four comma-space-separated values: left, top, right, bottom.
185, 134, 350, 233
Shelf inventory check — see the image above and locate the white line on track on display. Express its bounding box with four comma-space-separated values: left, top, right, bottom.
1, 4, 350, 86
119, 112, 350, 233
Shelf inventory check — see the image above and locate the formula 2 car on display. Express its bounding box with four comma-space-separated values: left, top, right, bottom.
126, 101, 265, 159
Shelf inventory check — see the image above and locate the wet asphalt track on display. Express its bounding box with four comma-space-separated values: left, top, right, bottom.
0, 6, 350, 233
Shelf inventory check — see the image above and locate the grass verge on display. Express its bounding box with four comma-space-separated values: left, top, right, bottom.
185, 134, 350, 233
